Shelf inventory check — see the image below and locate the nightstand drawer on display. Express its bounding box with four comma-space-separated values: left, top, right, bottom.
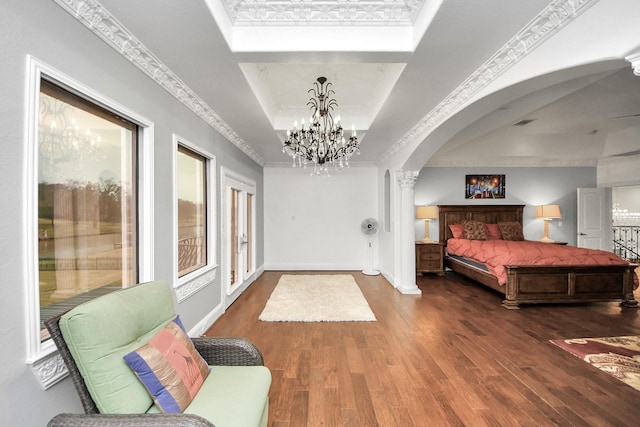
420, 260, 441, 270
418, 252, 441, 261
420, 244, 441, 254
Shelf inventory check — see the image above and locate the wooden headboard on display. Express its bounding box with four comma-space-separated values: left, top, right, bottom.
438, 205, 524, 244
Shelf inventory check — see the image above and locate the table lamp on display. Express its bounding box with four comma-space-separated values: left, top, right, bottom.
536, 204, 562, 243
416, 205, 438, 242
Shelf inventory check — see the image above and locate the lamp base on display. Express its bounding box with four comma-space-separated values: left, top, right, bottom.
538, 236, 555, 243
420, 238, 436, 243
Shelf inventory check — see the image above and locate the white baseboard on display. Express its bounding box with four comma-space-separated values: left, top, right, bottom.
188, 264, 266, 337
188, 303, 224, 337
379, 268, 397, 288
264, 263, 365, 271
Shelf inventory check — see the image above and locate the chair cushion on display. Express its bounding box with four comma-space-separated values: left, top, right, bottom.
59, 281, 177, 414
184, 365, 271, 427
123, 316, 210, 413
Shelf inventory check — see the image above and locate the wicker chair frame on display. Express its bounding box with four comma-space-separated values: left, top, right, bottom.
44, 313, 265, 427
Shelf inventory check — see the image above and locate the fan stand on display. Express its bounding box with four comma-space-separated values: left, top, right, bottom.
362, 237, 380, 276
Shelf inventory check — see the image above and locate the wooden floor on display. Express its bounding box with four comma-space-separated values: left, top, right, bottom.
205, 271, 640, 427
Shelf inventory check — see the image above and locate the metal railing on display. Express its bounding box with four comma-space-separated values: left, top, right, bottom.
613, 225, 640, 262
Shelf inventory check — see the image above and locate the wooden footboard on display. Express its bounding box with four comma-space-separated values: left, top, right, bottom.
502, 264, 638, 309
446, 256, 637, 309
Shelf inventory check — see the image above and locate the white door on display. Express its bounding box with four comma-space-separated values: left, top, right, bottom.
577, 187, 612, 250
221, 168, 256, 305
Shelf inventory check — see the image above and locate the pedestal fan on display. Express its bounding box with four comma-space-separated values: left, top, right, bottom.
361, 218, 380, 276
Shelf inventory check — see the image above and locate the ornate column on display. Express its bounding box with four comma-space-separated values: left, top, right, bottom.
395, 170, 421, 295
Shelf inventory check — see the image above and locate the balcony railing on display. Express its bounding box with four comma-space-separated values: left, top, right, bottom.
613, 225, 640, 263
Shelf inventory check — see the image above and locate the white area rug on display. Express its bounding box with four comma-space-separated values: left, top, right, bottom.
259, 274, 376, 322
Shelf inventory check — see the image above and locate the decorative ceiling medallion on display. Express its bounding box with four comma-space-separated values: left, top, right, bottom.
52, 0, 264, 166
379, 0, 600, 164
221, 0, 426, 25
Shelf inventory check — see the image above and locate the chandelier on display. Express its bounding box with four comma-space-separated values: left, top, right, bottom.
38, 95, 102, 163
282, 76, 360, 175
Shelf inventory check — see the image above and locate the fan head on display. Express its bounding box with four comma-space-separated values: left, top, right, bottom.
361, 218, 379, 235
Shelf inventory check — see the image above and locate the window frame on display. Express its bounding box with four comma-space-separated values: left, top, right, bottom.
173, 135, 217, 302
24, 57, 154, 388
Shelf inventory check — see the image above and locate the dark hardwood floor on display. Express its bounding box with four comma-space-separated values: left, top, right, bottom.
204, 271, 640, 426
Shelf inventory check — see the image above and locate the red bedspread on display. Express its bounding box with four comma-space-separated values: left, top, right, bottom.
446, 238, 638, 287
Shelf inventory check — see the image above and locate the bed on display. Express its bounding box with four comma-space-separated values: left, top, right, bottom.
438, 204, 638, 309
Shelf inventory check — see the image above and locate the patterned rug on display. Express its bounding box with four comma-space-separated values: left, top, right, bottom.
550, 336, 640, 392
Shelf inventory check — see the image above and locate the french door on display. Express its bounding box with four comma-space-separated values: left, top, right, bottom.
222, 168, 256, 302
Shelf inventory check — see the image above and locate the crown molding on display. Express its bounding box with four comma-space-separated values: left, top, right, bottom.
52, 0, 264, 166
625, 51, 640, 76
425, 158, 598, 168
220, 0, 425, 26
378, 0, 600, 165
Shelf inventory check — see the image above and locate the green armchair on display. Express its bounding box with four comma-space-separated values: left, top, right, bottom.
44, 280, 271, 427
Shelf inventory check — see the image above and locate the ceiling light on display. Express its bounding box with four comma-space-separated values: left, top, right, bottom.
282, 77, 360, 175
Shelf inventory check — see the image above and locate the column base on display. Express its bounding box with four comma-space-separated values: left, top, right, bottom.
397, 286, 422, 295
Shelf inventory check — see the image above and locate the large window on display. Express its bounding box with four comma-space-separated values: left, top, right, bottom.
174, 136, 216, 302
177, 145, 207, 276
26, 59, 153, 383
37, 80, 138, 341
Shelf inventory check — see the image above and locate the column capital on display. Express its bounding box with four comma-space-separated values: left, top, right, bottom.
626, 51, 640, 76
397, 170, 419, 189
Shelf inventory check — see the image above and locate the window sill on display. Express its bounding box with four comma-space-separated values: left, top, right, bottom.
175, 264, 218, 302
29, 348, 68, 390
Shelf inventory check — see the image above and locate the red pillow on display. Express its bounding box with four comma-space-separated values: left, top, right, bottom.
449, 224, 464, 239
485, 223, 502, 240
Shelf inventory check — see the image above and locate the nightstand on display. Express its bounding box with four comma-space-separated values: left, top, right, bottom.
415, 242, 445, 276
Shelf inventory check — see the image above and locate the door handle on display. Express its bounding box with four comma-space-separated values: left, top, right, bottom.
578, 232, 587, 236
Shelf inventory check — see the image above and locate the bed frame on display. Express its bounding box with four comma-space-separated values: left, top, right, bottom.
438, 204, 638, 309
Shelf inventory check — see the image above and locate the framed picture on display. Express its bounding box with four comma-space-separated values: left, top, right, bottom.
465, 174, 506, 199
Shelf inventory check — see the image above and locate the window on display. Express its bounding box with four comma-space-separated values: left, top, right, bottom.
37, 80, 138, 343
177, 145, 207, 276
174, 136, 216, 301
26, 58, 153, 382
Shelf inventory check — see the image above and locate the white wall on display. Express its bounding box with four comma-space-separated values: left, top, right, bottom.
414, 167, 597, 246
264, 166, 379, 270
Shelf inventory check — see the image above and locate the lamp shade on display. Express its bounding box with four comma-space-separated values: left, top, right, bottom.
535, 204, 561, 220
416, 205, 438, 220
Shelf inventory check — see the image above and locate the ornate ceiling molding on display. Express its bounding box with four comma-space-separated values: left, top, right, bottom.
378, 0, 600, 165
626, 51, 640, 76
425, 158, 598, 168
52, 0, 264, 166
221, 0, 425, 25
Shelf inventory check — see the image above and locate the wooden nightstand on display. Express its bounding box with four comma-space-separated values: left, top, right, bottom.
415, 242, 445, 276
